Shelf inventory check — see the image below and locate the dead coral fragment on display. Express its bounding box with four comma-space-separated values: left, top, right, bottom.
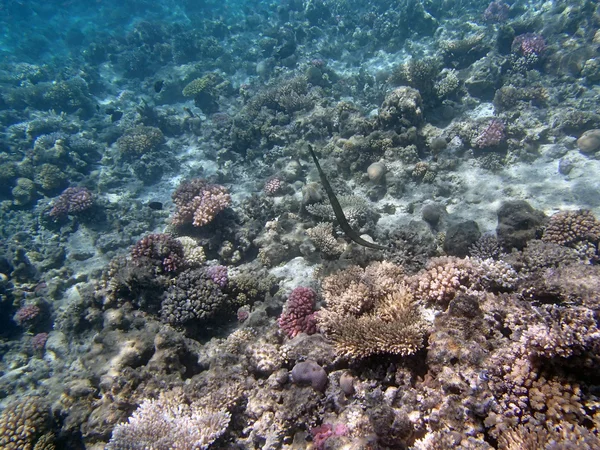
318, 285, 426, 359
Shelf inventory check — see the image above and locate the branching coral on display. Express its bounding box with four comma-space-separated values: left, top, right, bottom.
171, 178, 231, 227
48, 186, 93, 219
320, 261, 404, 316
306, 222, 345, 258
107, 388, 230, 450
278, 286, 318, 338
160, 268, 227, 325
117, 125, 164, 157
131, 233, 185, 274
542, 209, 600, 248
317, 261, 425, 359
318, 285, 426, 359
410, 256, 478, 307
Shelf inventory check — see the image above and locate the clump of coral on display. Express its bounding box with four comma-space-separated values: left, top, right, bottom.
0, 397, 54, 450
171, 178, 231, 227
131, 233, 185, 274
107, 388, 230, 449
160, 267, 227, 325
117, 126, 164, 157
48, 186, 93, 219
278, 286, 318, 338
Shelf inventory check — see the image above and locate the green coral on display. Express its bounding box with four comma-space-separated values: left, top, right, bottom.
182, 73, 219, 98
34, 164, 67, 192
116, 126, 164, 157
12, 177, 37, 205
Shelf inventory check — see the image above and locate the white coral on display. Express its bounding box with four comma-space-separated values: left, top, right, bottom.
107, 389, 230, 450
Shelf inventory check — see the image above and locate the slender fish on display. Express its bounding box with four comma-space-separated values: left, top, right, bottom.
308, 145, 388, 251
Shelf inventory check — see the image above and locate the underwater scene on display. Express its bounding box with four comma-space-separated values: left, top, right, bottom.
1, 0, 600, 448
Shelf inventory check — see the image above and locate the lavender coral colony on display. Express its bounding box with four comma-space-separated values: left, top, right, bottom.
2, 0, 600, 447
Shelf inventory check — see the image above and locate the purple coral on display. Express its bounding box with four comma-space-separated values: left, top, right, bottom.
131, 233, 185, 273
278, 286, 318, 338
171, 178, 231, 227
49, 186, 93, 219
14, 304, 41, 325
206, 265, 228, 288
475, 119, 506, 148
512, 33, 546, 58
483, 1, 509, 22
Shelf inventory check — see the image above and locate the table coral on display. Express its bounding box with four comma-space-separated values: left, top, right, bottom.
106, 388, 230, 450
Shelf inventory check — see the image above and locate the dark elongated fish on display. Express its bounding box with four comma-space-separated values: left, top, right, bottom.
308, 145, 388, 251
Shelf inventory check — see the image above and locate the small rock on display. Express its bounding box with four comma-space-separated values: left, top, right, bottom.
577, 129, 600, 154
291, 359, 328, 392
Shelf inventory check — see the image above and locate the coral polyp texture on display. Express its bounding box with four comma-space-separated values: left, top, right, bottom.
0, 397, 53, 450
171, 178, 231, 227
131, 233, 185, 274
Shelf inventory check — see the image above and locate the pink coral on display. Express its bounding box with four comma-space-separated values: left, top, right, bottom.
131, 233, 185, 273
278, 286, 318, 338
483, 0, 509, 22
475, 119, 505, 148
171, 179, 231, 227
14, 304, 41, 325
263, 178, 283, 196
512, 33, 546, 58
49, 186, 93, 219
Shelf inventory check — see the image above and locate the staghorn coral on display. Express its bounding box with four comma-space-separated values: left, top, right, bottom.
171, 178, 231, 227
318, 285, 426, 359
0, 397, 53, 450
278, 286, 318, 338
131, 233, 185, 274
542, 209, 600, 248
106, 388, 230, 450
